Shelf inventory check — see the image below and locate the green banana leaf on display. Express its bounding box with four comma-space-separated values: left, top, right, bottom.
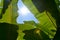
0, 0, 18, 24
0, 0, 59, 40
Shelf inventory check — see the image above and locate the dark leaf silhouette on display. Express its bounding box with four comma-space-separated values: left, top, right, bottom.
0, 23, 18, 40
23, 28, 51, 40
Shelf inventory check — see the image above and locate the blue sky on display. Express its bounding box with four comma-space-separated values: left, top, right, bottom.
17, 0, 39, 24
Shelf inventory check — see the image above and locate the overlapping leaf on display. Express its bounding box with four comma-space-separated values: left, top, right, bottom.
21, 0, 57, 40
